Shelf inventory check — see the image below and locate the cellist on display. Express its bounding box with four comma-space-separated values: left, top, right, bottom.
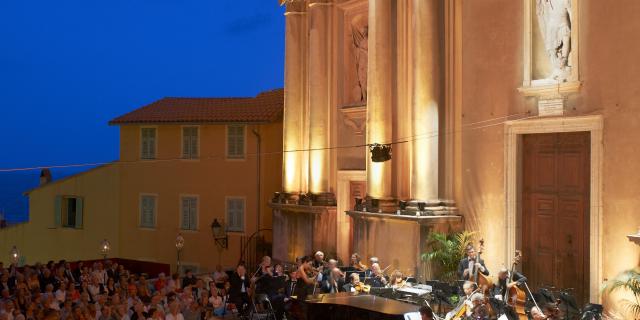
457, 245, 490, 281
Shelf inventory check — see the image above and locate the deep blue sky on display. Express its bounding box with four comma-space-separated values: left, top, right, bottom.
0, 0, 285, 169
0, 0, 285, 221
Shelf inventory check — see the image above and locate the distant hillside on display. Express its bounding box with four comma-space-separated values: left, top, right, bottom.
0, 167, 95, 223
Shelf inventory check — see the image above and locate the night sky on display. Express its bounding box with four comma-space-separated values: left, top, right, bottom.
0, 0, 285, 221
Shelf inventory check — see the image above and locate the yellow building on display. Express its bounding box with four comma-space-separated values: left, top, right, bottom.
1, 89, 283, 272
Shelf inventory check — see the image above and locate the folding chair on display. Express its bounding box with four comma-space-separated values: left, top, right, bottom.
250, 293, 276, 320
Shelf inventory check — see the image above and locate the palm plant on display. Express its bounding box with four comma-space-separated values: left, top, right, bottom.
604, 268, 640, 319
421, 230, 477, 283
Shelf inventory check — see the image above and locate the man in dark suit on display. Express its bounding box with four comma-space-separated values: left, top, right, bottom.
320, 268, 346, 294
457, 246, 490, 280
228, 263, 251, 315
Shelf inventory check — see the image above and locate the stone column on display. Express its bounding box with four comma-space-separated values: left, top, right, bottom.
307, 0, 333, 200
411, 0, 440, 201
282, 1, 308, 197
366, 0, 394, 208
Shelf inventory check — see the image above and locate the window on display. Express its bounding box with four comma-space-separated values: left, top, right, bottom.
140, 195, 157, 228
226, 198, 245, 232
180, 196, 198, 230
141, 128, 157, 159
226, 125, 245, 159
182, 127, 199, 159
54, 196, 83, 229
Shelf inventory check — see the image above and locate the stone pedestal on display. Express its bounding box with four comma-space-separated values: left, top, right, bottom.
347, 211, 463, 282
271, 203, 338, 263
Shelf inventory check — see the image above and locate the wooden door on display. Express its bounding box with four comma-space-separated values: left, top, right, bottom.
522, 132, 590, 305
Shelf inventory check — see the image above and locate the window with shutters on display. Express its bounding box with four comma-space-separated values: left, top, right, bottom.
55, 196, 83, 229
226, 125, 245, 159
226, 197, 245, 233
139, 195, 157, 228
180, 196, 198, 231
141, 127, 157, 160
182, 127, 199, 159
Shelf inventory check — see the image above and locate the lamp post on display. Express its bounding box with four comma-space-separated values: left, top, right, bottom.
211, 219, 228, 250
175, 233, 185, 274
100, 239, 111, 260
9, 246, 20, 265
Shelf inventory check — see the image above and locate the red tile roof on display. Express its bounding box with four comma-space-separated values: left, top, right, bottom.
109, 88, 283, 125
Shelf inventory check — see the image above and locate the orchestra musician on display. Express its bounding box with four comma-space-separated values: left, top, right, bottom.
530, 306, 547, 320
388, 270, 409, 289
491, 267, 527, 300
228, 263, 251, 316
350, 253, 367, 271
530, 303, 562, 320
320, 268, 346, 294
457, 246, 490, 280
446, 281, 477, 320
419, 306, 435, 320
321, 259, 338, 284
312, 251, 326, 270
252, 255, 272, 295
367, 263, 388, 287
263, 263, 288, 320
293, 256, 318, 300
365, 256, 379, 278
343, 273, 360, 293
469, 292, 489, 320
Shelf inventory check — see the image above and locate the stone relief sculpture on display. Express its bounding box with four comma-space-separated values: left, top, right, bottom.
351, 22, 368, 103
536, 0, 572, 82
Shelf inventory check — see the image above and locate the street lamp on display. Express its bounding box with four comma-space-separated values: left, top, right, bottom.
175, 233, 185, 273
100, 239, 111, 260
9, 246, 20, 265
211, 219, 228, 249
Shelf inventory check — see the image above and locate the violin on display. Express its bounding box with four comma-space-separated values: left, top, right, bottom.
353, 281, 371, 293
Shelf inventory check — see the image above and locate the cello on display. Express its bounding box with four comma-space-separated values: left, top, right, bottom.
505, 250, 527, 320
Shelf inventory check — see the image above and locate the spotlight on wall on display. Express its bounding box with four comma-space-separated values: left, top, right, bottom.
369, 143, 392, 162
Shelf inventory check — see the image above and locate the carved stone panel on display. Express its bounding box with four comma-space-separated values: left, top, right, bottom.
338, 0, 368, 107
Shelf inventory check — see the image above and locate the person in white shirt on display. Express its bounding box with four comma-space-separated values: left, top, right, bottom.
55, 282, 67, 303
164, 301, 184, 320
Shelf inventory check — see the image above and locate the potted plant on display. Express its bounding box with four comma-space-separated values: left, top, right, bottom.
603, 268, 640, 319
421, 230, 477, 283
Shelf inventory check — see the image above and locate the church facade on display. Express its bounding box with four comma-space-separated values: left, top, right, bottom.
272, 0, 640, 308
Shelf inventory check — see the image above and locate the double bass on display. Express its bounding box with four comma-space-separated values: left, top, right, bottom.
505, 250, 527, 320
469, 239, 494, 294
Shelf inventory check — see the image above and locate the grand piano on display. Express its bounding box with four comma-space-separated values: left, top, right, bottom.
293, 292, 422, 320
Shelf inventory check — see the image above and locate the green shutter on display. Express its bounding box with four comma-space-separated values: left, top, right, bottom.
182, 128, 190, 158
54, 196, 62, 227
75, 197, 84, 228
238, 200, 244, 232
191, 129, 198, 158
181, 198, 190, 229
189, 198, 197, 230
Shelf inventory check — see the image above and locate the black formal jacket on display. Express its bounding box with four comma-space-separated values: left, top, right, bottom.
457, 257, 490, 280
320, 278, 346, 294
228, 273, 251, 300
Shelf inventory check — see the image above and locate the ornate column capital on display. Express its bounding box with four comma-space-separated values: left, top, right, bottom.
282, 0, 307, 14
